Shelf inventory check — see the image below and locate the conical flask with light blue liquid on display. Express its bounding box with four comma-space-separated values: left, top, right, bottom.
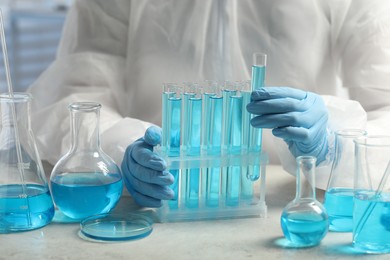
0, 93, 54, 233
324, 129, 366, 232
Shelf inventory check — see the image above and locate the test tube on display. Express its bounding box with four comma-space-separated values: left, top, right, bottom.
240, 81, 255, 200
181, 83, 202, 208
221, 81, 238, 204
252, 53, 266, 90
201, 82, 222, 207
248, 53, 267, 178
162, 83, 176, 151
226, 93, 243, 206
162, 84, 182, 209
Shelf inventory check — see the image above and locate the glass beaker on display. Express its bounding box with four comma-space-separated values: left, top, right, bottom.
280, 156, 329, 247
50, 102, 123, 220
324, 129, 367, 232
0, 93, 54, 233
353, 135, 390, 254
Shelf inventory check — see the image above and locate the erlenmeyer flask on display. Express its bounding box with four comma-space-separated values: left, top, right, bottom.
0, 93, 54, 233
280, 156, 329, 247
324, 129, 366, 232
50, 102, 123, 220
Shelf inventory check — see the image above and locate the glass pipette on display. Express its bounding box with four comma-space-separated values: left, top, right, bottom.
0, 9, 31, 225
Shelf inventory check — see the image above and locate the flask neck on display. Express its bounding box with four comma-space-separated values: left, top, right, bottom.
295, 156, 317, 200
69, 103, 101, 152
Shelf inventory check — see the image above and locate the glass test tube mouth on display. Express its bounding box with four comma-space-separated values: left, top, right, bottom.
296, 155, 317, 164
253, 53, 267, 67
68, 102, 102, 111
354, 135, 390, 147
335, 129, 367, 137
0, 92, 32, 102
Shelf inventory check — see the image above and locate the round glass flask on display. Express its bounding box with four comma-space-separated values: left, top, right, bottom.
0, 93, 54, 233
280, 156, 329, 247
50, 102, 123, 220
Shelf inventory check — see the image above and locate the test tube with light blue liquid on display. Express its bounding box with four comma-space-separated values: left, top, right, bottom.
221, 82, 238, 205
162, 83, 175, 151
162, 84, 182, 209
248, 53, 267, 179
226, 92, 244, 206
240, 81, 255, 201
182, 83, 201, 208
201, 81, 222, 207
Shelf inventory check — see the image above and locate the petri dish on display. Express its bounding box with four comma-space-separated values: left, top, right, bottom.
80, 213, 153, 242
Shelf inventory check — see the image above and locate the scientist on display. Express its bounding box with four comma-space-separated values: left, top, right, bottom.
28, 0, 390, 207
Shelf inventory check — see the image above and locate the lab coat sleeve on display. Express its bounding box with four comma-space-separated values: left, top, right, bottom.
27, 0, 151, 166
276, 0, 390, 189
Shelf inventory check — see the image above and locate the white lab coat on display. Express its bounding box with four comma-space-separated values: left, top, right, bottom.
28, 0, 390, 189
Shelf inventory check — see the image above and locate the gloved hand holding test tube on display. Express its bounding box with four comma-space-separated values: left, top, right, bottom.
247, 53, 329, 165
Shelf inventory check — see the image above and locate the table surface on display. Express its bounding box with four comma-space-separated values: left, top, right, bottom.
1, 164, 388, 260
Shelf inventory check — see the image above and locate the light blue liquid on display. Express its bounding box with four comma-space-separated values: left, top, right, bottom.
225, 96, 242, 206
324, 187, 354, 232
162, 91, 174, 150
0, 184, 54, 233
204, 95, 223, 207
250, 65, 265, 151
166, 97, 182, 157
241, 91, 257, 201
165, 96, 181, 209
251, 65, 265, 90
51, 173, 122, 220
353, 191, 390, 253
281, 211, 329, 247
183, 97, 202, 208
221, 89, 237, 151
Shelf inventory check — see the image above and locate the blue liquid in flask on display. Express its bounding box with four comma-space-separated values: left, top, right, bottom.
51, 173, 122, 220
324, 187, 354, 232
281, 211, 329, 247
0, 184, 54, 233
353, 191, 390, 253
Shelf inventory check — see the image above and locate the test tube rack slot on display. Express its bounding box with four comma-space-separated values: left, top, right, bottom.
156, 149, 268, 222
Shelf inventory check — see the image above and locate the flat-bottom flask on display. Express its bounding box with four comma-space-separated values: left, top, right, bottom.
50, 102, 122, 221
0, 93, 54, 233
280, 156, 329, 247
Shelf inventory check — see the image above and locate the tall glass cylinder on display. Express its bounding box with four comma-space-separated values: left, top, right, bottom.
50, 102, 122, 221
0, 93, 54, 233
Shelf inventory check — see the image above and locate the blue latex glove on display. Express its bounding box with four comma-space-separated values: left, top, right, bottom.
246, 87, 329, 164
121, 126, 174, 207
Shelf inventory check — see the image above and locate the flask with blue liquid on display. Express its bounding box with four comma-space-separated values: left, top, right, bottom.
280, 156, 329, 247
0, 93, 54, 233
50, 102, 123, 221
324, 129, 366, 232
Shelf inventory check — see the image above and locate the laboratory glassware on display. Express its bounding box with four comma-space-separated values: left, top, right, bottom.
162, 84, 182, 209
0, 93, 55, 233
50, 102, 123, 220
182, 90, 202, 208
353, 135, 390, 254
202, 90, 222, 207
324, 129, 367, 232
280, 156, 329, 247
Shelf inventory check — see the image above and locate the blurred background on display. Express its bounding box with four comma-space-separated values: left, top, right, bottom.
0, 0, 72, 92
